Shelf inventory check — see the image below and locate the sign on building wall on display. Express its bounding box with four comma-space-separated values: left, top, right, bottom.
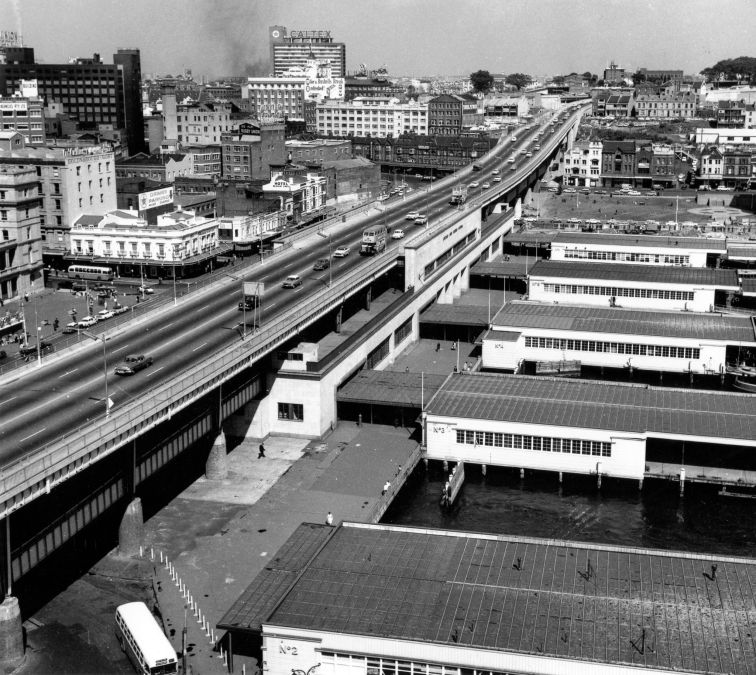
138, 186, 175, 211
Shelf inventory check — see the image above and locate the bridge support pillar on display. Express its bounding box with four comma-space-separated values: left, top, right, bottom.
205, 431, 228, 480
365, 286, 372, 311
335, 306, 343, 334
0, 596, 24, 671
117, 497, 144, 558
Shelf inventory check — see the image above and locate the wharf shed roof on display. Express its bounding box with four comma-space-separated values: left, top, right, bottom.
426, 372, 756, 443
492, 302, 756, 343
337, 370, 448, 407
727, 246, 756, 261
420, 303, 490, 326
528, 260, 739, 288
555, 232, 727, 251
220, 521, 756, 674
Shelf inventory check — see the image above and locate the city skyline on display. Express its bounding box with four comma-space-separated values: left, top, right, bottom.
2, 0, 755, 80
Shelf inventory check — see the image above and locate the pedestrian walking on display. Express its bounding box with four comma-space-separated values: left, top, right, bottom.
382, 481, 391, 495
435, 342, 441, 352
326, 511, 333, 526
53, 318, 59, 332
258, 442, 266, 459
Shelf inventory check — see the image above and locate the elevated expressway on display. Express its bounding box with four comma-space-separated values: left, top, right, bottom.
0, 103, 588, 585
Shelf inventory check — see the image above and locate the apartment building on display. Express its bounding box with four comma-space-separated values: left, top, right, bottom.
317, 97, 428, 138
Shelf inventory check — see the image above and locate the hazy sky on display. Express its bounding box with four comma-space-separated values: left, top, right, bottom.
2, 0, 755, 79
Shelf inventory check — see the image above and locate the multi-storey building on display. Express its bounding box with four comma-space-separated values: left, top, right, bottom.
0, 137, 117, 252
115, 153, 193, 183
591, 89, 634, 117
351, 133, 497, 173
344, 74, 404, 101
0, 48, 145, 156
0, 80, 45, 145
221, 122, 286, 182
563, 141, 602, 186
317, 97, 428, 138
285, 139, 351, 164
69, 208, 224, 278
262, 170, 326, 224
244, 60, 344, 121
484, 96, 529, 118
269, 26, 346, 78
427, 94, 481, 136
161, 90, 232, 147
0, 164, 43, 300
637, 68, 684, 85
603, 62, 626, 84
634, 90, 696, 119
698, 146, 723, 185
722, 147, 752, 187
601, 141, 637, 185
184, 146, 222, 177
716, 100, 756, 128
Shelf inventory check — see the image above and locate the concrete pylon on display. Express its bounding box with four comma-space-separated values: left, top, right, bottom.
117, 498, 144, 557
205, 431, 228, 480
0, 596, 24, 671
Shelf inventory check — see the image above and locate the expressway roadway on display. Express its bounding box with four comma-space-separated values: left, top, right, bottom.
0, 110, 568, 467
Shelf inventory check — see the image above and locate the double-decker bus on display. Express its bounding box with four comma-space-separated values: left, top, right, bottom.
115, 602, 178, 675
67, 264, 114, 281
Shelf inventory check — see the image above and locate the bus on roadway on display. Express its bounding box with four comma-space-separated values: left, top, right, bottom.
67, 264, 114, 281
115, 602, 178, 675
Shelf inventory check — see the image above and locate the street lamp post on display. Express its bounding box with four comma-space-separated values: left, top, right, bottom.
172, 264, 177, 306
317, 231, 332, 287
83, 331, 110, 417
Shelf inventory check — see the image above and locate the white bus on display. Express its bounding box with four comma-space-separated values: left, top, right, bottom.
115, 602, 178, 675
67, 264, 114, 281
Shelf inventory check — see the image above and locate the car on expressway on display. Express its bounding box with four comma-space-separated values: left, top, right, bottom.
469, 181, 480, 188
492, 169, 500, 175
114, 354, 154, 376
391, 228, 405, 239
414, 215, 428, 226
482, 183, 491, 189
282, 274, 302, 288
405, 211, 420, 221
313, 258, 330, 271
333, 246, 351, 258
493, 176, 502, 183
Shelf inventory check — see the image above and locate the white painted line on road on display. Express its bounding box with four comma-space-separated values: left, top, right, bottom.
195, 304, 210, 313
0, 396, 17, 406
147, 366, 165, 377
112, 344, 129, 354
192, 342, 207, 352
59, 368, 79, 378
19, 427, 46, 443
267, 302, 277, 309
157, 321, 175, 332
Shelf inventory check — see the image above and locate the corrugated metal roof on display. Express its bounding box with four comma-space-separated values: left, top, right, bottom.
529, 260, 739, 288
426, 372, 756, 442
420, 303, 490, 326
485, 329, 521, 342
556, 232, 727, 251
494, 302, 756, 342
229, 521, 756, 673
728, 247, 756, 261
337, 371, 448, 407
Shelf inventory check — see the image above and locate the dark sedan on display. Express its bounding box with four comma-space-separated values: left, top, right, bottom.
114, 354, 154, 376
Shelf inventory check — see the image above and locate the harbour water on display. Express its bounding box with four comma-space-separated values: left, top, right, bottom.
383, 465, 756, 558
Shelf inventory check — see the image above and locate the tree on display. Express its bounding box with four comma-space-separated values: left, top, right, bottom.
469, 70, 494, 94
505, 73, 532, 91
701, 56, 756, 84
552, 75, 566, 85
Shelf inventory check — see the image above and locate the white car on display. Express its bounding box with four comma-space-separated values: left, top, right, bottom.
282, 274, 302, 289
414, 215, 428, 225
627, 190, 642, 196
333, 246, 351, 258
97, 309, 114, 320
469, 181, 480, 188
138, 286, 154, 295
77, 315, 98, 328
392, 228, 405, 239
482, 183, 491, 189
405, 211, 421, 221
510, 136, 517, 142
493, 176, 502, 183
492, 169, 500, 175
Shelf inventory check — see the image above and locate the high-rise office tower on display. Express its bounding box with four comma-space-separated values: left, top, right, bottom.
269, 26, 346, 78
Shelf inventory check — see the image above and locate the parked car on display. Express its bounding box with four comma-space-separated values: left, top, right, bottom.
114, 354, 153, 376
482, 182, 491, 190
392, 228, 405, 239
19, 341, 51, 357
112, 304, 129, 316
282, 274, 302, 288
493, 176, 502, 183
77, 315, 98, 328
645, 191, 658, 196
313, 258, 330, 271
627, 190, 642, 196
0, 350, 6, 360
492, 169, 500, 175
469, 181, 480, 188
405, 211, 421, 221
97, 309, 114, 320
138, 286, 154, 295
333, 246, 351, 258
594, 189, 608, 195
563, 187, 577, 193
63, 322, 78, 334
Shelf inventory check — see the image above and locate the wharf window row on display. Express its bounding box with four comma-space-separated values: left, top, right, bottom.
542, 283, 695, 301
524, 336, 700, 359
321, 652, 504, 675
455, 428, 612, 457
563, 249, 691, 266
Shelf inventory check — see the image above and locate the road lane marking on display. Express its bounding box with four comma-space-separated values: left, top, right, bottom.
147, 366, 164, 377
192, 342, 207, 352
112, 344, 129, 353
195, 304, 210, 313
157, 321, 175, 332
59, 368, 79, 378
19, 428, 46, 443
0, 396, 17, 406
